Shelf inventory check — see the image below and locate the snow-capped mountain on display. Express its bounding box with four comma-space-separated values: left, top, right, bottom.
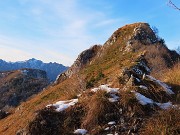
0, 58, 68, 81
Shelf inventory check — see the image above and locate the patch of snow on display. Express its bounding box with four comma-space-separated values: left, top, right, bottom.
77, 94, 82, 97
133, 91, 174, 110
91, 88, 99, 92
156, 102, 172, 109
108, 121, 116, 125
21, 69, 28, 75
74, 129, 87, 135
46, 99, 78, 112
136, 77, 141, 82
108, 94, 119, 102
91, 84, 119, 94
134, 92, 153, 105
55, 74, 60, 81
139, 85, 148, 90
91, 85, 120, 102
146, 75, 174, 94
104, 127, 110, 131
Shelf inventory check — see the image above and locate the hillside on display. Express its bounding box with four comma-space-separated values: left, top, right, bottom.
0, 22, 179, 135
0, 69, 48, 119
0, 58, 68, 81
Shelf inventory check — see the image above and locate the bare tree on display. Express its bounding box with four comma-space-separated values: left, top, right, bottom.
168, 0, 180, 10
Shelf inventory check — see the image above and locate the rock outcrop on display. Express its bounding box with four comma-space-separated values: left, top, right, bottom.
56, 45, 102, 83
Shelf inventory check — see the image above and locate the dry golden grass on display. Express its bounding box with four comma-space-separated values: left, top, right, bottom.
0, 76, 81, 135
0, 22, 179, 134
141, 108, 180, 135
163, 63, 180, 103
164, 63, 180, 85
81, 90, 110, 130
140, 63, 180, 134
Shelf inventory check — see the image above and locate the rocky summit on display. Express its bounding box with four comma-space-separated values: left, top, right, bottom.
0, 22, 179, 135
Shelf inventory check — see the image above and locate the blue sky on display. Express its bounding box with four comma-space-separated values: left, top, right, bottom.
0, 0, 179, 66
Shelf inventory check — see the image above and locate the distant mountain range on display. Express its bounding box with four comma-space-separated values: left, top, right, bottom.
0, 58, 68, 81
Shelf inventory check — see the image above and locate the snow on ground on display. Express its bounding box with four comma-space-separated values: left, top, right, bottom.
139, 85, 148, 90
108, 94, 119, 102
133, 91, 173, 109
74, 129, 88, 135
55, 74, 61, 83
156, 102, 172, 109
21, 69, 28, 75
46, 99, 78, 112
146, 75, 174, 94
134, 92, 153, 105
104, 127, 110, 130
91, 84, 119, 93
108, 121, 116, 125
136, 77, 141, 82
91, 84, 120, 102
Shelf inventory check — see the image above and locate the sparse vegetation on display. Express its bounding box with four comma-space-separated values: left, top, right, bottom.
141, 108, 180, 135
163, 62, 180, 103
0, 23, 179, 135
82, 91, 111, 130
86, 71, 105, 88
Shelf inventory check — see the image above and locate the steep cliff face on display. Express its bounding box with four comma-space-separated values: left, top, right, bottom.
0, 23, 179, 135
56, 45, 102, 83
0, 69, 48, 112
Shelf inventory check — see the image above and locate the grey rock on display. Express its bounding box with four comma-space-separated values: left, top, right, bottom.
56, 45, 102, 83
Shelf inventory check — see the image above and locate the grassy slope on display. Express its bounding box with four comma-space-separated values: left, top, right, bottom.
0, 22, 179, 134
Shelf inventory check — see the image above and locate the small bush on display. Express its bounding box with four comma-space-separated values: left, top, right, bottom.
86, 77, 96, 88
86, 71, 105, 88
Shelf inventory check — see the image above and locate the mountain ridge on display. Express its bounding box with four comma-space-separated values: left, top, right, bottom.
0, 22, 179, 135
0, 58, 68, 81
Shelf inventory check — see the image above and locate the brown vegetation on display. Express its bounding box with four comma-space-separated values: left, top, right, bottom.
0, 22, 179, 135
141, 108, 180, 135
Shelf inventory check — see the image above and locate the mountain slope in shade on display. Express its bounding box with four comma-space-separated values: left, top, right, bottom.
0, 69, 48, 115
0, 22, 179, 135
0, 58, 68, 82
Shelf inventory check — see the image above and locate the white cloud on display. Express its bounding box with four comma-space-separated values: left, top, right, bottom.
0, 0, 128, 66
